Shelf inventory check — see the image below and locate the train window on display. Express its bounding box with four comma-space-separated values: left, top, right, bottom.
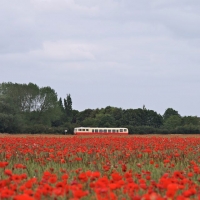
92, 129, 94, 132
82, 129, 85, 131
120, 129, 123, 132
108, 130, 111, 133
124, 129, 127, 132
86, 129, 89, 131
99, 129, 103, 133
78, 129, 81, 131
116, 130, 119, 133
95, 129, 98, 132
112, 129, 116, 132
104, 129, 107, 133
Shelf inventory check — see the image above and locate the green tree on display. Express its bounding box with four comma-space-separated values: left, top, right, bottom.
164, 115, 182, 130
96, 114, 116, 127
163, 108, 180, 121
51, 97, 65, 127
0, 96, 23, 133
182, 116, 200, 126
104, 106, 123, 120
81, 117, 98, 127
0, 82, 39, 112
76, 109, 94, 124
58, 98, 64, 113
121, 109, 140, 126
64, 94, 72, 122
145, 110, 163, 128
0, 82, 61, 128
121, 108, 163, 128
28, 86, 61, 126
71, 110, 79, 123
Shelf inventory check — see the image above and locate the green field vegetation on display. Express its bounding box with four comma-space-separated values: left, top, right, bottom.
0, 136, 200, 199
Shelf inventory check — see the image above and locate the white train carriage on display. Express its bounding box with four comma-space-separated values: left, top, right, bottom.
74, 127, 128, 135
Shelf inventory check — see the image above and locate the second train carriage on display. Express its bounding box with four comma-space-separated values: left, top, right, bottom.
74, 127, 128, 135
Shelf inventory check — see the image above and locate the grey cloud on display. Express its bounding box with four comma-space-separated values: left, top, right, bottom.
0, 0, 200, 116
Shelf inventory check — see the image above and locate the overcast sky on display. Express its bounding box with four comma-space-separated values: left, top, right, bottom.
1, 0, 200, 116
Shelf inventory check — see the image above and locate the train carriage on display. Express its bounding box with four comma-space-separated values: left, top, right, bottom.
74, 127, 128, 135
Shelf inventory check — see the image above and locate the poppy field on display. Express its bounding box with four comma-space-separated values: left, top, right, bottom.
0, 135, 200, 199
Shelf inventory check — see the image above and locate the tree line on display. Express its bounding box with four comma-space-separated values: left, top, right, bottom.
0, 82, 200, 134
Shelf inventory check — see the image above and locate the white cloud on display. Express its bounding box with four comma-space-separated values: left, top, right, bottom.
1, 0, 200, 115
30, 0, 98, 14
30, 40, 96, 61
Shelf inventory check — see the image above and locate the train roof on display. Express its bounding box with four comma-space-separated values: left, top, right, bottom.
75, 127, 128, 129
